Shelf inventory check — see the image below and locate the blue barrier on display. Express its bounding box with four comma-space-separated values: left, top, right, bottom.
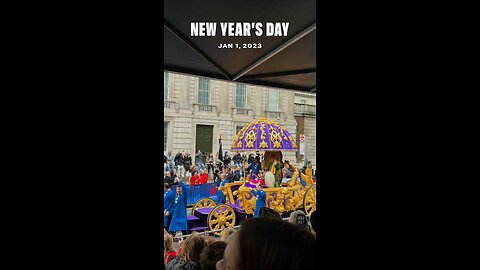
169, 183, 222, 205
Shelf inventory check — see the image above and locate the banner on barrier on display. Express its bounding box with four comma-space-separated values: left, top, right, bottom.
169, 183, 222, 205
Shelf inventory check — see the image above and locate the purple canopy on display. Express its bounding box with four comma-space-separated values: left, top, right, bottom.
230, 117, 298, 151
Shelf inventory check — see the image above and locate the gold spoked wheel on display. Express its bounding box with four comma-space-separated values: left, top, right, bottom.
192, 198, 216, 215
303, 183, 316, 216
207, 204, 236, 236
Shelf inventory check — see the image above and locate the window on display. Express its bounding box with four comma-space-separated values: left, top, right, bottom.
164, 122, 168, 151
164, 72, 169, 101
235, 84, 246, 108
268, 89, 279, 111
198, 78, 210, 105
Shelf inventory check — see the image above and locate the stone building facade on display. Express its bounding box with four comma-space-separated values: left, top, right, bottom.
164, 71, 316, 168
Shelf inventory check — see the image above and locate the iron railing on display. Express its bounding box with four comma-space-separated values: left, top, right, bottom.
294, 103, 316, 116
164, 100, 176, 108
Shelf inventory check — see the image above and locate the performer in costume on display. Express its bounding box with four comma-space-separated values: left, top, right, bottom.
250, 183, 266, 218
164, 183, 175, 235
216, 173, 229, 204
270, 159, 283, 188
262, 151, 283, 187
246, 156, 261, 182
168, 180, 188, 235
249, 170, 265, 187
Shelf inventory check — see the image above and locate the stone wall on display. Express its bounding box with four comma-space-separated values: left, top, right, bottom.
164, 71, 315, 168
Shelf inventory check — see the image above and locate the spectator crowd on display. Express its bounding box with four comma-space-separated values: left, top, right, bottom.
164, 150, 316, 188
164, 148, 318, 269
164, 209, 318, 270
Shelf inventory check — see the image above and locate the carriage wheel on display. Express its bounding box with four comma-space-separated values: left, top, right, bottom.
207, 204, 236, 236
192, 198, 216, 215
303, 183, 316, 216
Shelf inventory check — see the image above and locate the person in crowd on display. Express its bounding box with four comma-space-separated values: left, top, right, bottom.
164, 183, 175, 235
247, 153, 254, 165
164, 171, 176, 186
280, 167, 293, 187
255, 150, 262, 163
232, 166, 241, 182
206, 153, 214, 176
220, 227, 236, 242
213, 168, 221, 184
204, 236, 216, 246
166, 151, 175, 172
169, 179, 188, 236
164, 234, 177, 265
175, 152, 186, 177
283, 161, 293, 178
215, 217, 316, 270
250, 183, 266, 218
288, 210, 310, 232
232, 152, 242, 170
189, 169, 200, 186
183, 151, 192, 173
224, 167, 234, 183
240, 154, 247, 177
307, 160, 314, 176
167, 233, 206, 270
164, 155, 167, 172
223, 151, 231, 169
200, 241, 227, 270
258, 207, 282, 220
195, 150, 205, 171
175, 151, 184, 168
199, 169, 208, 184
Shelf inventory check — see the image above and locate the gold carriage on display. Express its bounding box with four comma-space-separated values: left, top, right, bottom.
190, 117, 317, 235
189, 164, 316, 235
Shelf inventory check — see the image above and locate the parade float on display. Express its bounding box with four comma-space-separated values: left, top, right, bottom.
185, 117, 316, 235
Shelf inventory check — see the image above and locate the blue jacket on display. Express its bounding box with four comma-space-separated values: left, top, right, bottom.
251, 189, 266, 218
169, 181, 188, 232
247, 162, 261, 176
164, 188, 175, 227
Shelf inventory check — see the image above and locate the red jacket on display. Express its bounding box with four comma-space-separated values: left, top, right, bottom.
199, 173, 208, 184
190, 174, 200, 186
164, 251, 176, 264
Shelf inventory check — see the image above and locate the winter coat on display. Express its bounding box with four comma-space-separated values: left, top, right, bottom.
233, 153, 242, 163
247, 154, 254, 164
174, 154, 183, 166
247, 161, 261, 176
166, 257, 201, 270
195, 152, 204, 164
183, 156, 192, 171
206, 156, 214, 165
